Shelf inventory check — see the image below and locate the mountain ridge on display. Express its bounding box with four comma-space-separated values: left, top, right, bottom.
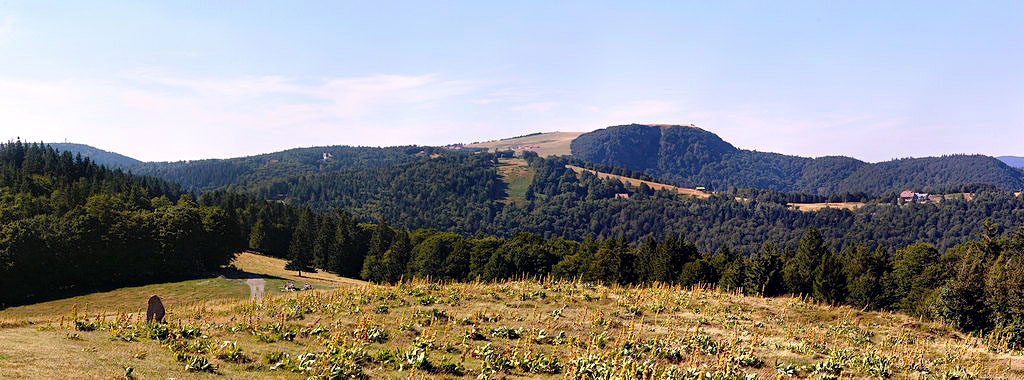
571, 124, 1024, 195
998, 156, 1024, 168
46, 124, 1024, 195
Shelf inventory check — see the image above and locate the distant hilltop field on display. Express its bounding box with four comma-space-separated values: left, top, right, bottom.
465, 131, 583, 157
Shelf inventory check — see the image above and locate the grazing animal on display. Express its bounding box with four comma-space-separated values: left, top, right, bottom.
146, 295, 165, 323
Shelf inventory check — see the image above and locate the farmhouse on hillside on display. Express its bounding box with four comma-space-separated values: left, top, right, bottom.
614, 193, 630, 200
899, 190, 930, 204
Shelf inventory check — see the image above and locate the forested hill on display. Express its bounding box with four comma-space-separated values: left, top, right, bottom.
47, 143, 453, 191
0, 142, 243, 306
999, 156, 1024, 168
47, 143, 143, 169
571, 124, 1024, 195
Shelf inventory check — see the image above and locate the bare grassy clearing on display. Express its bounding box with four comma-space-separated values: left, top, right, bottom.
787, 202, 867, 212
496, 158, 535, 205
566, 165, 711, 199
466, 132, 583, 157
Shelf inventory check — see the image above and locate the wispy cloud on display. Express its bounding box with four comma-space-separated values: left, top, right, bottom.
0, 72, 487, 160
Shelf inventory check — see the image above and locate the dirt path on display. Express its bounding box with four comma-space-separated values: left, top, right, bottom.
245, 278, 265, 301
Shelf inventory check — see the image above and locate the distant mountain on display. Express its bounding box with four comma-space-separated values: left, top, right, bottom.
998, 156, 1024, 168
48, 143, 143, 169
50, 142, 454, 190
571, 124, 1024, 195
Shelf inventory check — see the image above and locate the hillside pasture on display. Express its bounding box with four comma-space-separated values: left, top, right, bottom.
1, 280, 1021, 379
566, 165, 711, 199
787, 202, 867, 212
0, 253, 356, 326
496, 158, 535, 205
466, 131, 583, 157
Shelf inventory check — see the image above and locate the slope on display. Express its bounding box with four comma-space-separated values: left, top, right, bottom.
571, 124, 1024, 195
47, 143, 144, 169
466, 131, 583, 157
0, 280, 1017, 378
999, 156, 1024, 168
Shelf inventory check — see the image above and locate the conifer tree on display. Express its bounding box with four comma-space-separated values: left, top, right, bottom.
813, 250, 847, 304
935, 246, 989, 330
845, 245, 890, 309
286, 209, 316, 277
784, 228, 825, 295
744, 242, 785, 296
382, 230, 412, 282
248, 220, 267, 253
311, 215, 336, 270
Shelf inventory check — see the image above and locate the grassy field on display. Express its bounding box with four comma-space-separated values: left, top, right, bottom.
496, 158, 536, 205
466, 131, 583, 157
0, 253, 357, 327
566, 165, 712, 199
787, 202, 867, 212
231, 252, 366, 288
2, 278, 1021, 379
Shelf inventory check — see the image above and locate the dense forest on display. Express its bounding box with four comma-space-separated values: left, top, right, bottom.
0, 142, 242, 306
571, 124, 1024, 195
53, 143, 449, 191
217, 151, 1024, 255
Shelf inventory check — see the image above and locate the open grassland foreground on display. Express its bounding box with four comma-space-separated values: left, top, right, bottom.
1, 281, 1022, 379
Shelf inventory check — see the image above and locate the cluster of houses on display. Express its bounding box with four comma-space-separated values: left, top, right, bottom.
899, 190, 929, 204
898, 190, 967, 204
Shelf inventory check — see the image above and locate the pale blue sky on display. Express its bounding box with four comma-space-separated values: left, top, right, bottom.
0, 1, 1021, 161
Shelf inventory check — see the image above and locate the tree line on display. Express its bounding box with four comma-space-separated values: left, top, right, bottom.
272, 208, 1024, 348
0, 142, 245, 307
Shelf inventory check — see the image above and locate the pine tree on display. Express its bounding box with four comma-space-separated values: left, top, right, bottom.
784, 228, 825, 296
718, 259, 746, 292
331, 217, 352, 275
845, 245, 889, 309
633, 237, 661, 283
744, 242, 785, 296
248, 220, 267, 253
813, 250, 847, 304
311, 215, 336, 270
382, 231, 412, 282
286, 209, 315, 277
587, 238, 625, 284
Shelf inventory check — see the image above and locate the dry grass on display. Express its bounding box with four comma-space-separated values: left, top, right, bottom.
787, 202, 867, 212
566, 165, 711, 199
466, 132, 583, 157
0, 253, 359, 327
3, 279, 1020, 379
231, 252, 366, 287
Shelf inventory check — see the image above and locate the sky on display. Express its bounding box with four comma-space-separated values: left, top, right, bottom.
0, 1, 1022, 162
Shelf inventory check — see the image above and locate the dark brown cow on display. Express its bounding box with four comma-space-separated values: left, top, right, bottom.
146, 295, 165, 323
